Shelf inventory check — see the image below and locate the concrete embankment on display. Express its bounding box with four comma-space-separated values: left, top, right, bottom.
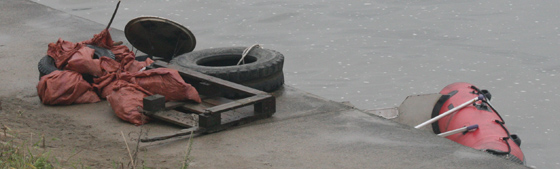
0, 0, 528, 168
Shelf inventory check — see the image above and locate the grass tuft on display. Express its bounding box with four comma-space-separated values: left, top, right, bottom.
0, 140, 54, 169
181, 131, 194, 169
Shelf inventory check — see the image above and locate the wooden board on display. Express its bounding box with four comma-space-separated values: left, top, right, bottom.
140, 61, 276, 142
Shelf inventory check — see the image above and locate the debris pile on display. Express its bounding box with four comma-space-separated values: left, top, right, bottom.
36, 29, 201, 125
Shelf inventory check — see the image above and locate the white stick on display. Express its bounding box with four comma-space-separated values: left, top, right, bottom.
437, 124, 479, 137
415, 95, 482, 129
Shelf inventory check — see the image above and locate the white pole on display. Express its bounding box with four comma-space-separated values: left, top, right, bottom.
415, 95, 483, 129
437, 124, 479, 137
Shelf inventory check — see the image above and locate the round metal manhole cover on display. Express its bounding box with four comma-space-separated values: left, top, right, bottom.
124, 16, 196, 60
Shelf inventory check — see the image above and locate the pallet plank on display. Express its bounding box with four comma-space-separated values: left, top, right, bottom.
141, 61, 277, 142
151, 61, 268, 95
205, 94, 271, 114
146, 109, 196, 128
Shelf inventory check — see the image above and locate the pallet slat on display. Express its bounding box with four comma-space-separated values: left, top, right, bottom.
205, 94, 271, 114
140, 61, 276, 142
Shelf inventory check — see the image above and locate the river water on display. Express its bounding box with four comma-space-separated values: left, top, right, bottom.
33, 0, 560, 168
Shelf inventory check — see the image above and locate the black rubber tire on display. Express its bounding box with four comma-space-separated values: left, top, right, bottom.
38, 55, 59, 78
222, 71, 285, 98
86, 45, 116, 60
170, 47, 284, 83
38, 45, 116, 79
242, 71, 284, 92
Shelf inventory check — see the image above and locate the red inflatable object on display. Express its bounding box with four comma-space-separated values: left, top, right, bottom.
432, 82, 524, 164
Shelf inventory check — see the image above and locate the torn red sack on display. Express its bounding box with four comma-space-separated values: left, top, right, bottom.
93, 72, 118, 99
47, 39, 84, 69
110, 45, 136, 62
37, 70, 101, 105
64, 46, 103, 77
40, 29, 202, 125
99, 56, 120, 73
106, 81, 152, 125
120, 55, 154, 73
83, 29, 131, 62
81, 29, 114, 49
122, 68, 202, 103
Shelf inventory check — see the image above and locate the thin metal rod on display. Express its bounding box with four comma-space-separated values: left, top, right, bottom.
106, 0, 121, 30
140, 127, 202, 142
437, 124, 479, 137
415, 95, 482, 129
237, 44, 261, 65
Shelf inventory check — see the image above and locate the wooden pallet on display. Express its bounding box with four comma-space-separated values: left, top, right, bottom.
140, 61, 276, 142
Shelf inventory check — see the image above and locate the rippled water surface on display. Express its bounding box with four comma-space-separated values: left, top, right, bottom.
33, 0, 560, 168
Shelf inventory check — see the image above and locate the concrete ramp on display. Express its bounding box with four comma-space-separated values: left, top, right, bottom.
367, 93, 443, 132
0, 0, 528, 168
141, 87, 526, 168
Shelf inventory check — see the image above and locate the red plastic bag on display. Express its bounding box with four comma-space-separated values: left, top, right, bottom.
82, 29, 114, 49
122, 56, 154, 73
36, 70, 101, 105
82, 29, 132, 62
40, 29, 202, 125
120, 68, 202, 103
47, 39, 84, 69
94, 56, 155, 99
93, 73, 118, 99
99, 56, 120, 73
106, 81, 152, 125
64, 46, 103, 77
111, 45, 135, 62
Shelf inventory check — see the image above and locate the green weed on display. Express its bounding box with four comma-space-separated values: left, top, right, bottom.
0, 140, 54, 169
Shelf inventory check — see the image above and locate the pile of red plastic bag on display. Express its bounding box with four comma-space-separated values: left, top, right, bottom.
36, 29, 201, 125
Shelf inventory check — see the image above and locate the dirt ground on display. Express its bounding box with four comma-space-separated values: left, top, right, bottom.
0, 1, 188, 168
1, 95, 200, 168
0, 79, 208, 168
1, 97, 131, 167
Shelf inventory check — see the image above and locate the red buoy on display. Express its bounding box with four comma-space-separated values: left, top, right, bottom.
432, 82, 525, 164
